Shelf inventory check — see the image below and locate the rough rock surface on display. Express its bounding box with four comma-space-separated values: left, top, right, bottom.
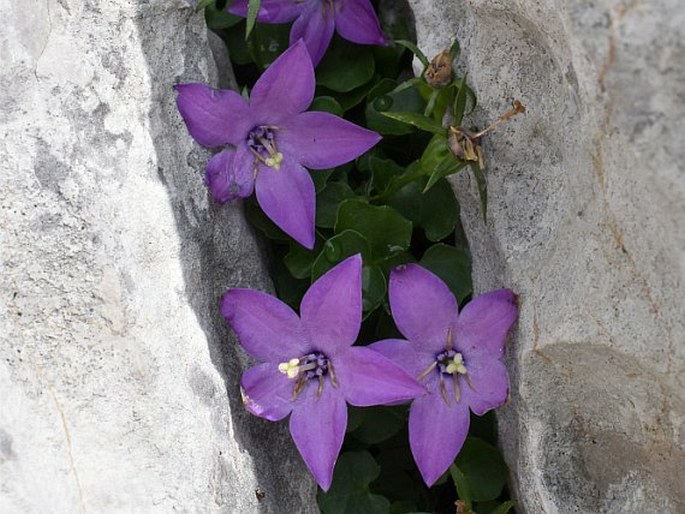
408, 1, 685, 512
0, 0, 316, 512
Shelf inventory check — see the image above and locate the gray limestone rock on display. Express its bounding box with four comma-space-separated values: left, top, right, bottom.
408, 0, 685, 512
0, 0, 316, 512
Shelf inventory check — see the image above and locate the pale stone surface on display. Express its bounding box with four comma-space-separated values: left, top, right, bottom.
409, 1, 685, 512
0, 0, 316, 512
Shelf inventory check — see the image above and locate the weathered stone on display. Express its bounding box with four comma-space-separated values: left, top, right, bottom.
409, 1, 685, 512
0, 0, 316, 512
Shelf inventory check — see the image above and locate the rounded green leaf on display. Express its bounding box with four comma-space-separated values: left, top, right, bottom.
310, 96, 344, 116
362, 265, 387, 314
453, 438, 508, 503
335, 199, 412, 258
317, 452, 390, 514
311, 230, 371, 280
419, 244, 472, 302
317, 37, 376, 93
316, 181, 356, 228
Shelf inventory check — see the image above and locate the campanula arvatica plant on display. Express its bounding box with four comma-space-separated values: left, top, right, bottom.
221, 254, 425, 490
174, 40, 380, 248
370, 264, 518, 486
229, 0, 387, 65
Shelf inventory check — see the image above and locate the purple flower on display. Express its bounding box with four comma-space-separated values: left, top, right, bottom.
369, 264, 518, 486
229, 0, 387, 65
221, 254, 425, 490
174, 41, 380, 248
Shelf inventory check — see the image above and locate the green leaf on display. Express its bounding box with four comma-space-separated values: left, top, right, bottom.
419, 244, 472, 302
196, 0, 215, 11
245, 0, 262, 39
271, 257, 309, 310
449, 39, 461, 60
369, 156, 404, 194
247, 22, 290, 68
317, 37, 375, 93
424, 155, 466, 193
393, 39, 429, 69
243, 197, 288, 241
362, 265, 387, 313
310, 96, 344, 116
453, 438, 508, 503
420, 133, 451, 174
318, 452, 390, 514
380, 111, 443, 134
388, 178, 458, 242
488, 501, 516, 514
204, 3, 242, 30
350, 406, 405, 445
284, 239, 320, 280
453, 75, 468, 125
366, 80, 426, 136
310, 168, 334, 192
311, 230, 371, 280
472, 163, 488, 222
335, 199, 412, 258
224, 21, 253, 65
316, 181, 356, 228
321, 79, 378, 112
449, 464, 472, 509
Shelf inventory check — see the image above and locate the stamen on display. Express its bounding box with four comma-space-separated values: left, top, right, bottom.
417, 361, 438, 381
247, 125, 284, 170
439, 375, 450, 405
452, 374, 461, 403
328, 362, 338, 388
316, 375, 325, 398
446, 327, 453, 350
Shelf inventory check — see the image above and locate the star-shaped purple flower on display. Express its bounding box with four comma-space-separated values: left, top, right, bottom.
370, 264, 518, 486
221, 254, 425, 490
174, 41, 380, 248
229, 0, 387, 65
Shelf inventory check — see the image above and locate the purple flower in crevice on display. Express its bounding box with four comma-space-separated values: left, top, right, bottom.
229, 0, 387, 65
174, 41, 380, 248
221, 255, 425, 490
369, 264, 518, 486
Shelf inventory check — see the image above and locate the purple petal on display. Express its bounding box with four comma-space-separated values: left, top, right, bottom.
289, 384, 347, 491
368, 338, 435, 383
290, 3, 336, 66
460, 359, 509, 416
334, 346, 425, 406
205, 148, 254, 203
255, 158, 315, 248
174, 83, 253, 147
241, 362, 295, 421
409, 392, 470, 486
389, 264, 459, 352
300, 254, 362, 355
229, 0, 303, 23
335, 0, 387, 46
250, 40, 315, 119
456, 289, 518, 361
279, 111, 381, 170
221, 288, 308, 361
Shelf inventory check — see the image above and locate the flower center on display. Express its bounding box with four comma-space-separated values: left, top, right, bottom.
416, 328, 474, 406
247, 125, 283, 171
278, 351, 337, 400
436, 349, 467, 375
